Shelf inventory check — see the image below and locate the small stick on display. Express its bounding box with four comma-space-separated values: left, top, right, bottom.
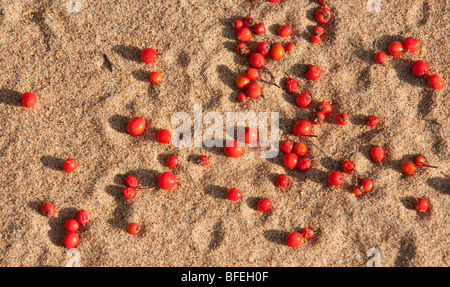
369, 128, 385, 144
353, 144, 359, 186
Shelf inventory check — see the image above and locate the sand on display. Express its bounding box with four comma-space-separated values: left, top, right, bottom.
0, 0, 449, 267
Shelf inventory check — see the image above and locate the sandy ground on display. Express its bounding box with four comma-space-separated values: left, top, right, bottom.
0, 0, 449, 267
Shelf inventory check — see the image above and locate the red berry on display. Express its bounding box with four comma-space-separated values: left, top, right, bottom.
316, 7, 332, 23
335, 112, 349, 126
198, 155, 209, 166
158, 172, 176, 190
301, 228, 314, 239
149, 71, 162, 84
374, 52, 388, 64
63, 158, 78, 173
427, 74, 445, 90
127, 117, 146, 136
312, 112, 325, 125
166, 155, 179, 168
415, 198, 429, 212
327, 171, 344, 186
311, 35, 321, 44
297, 157, 311, 171
270, 44, 285, 60
237, 27, 252, 42
235, 74, 251, 90
127, 223, 142, 235
268, 0, 279, 2
283, 152, 299, 169
249, 53, 266, 68
156, 129, 172, 144
40, 202, 56, 218
123, 187, 137, 199
280, 140, 294, 154
246, 68, 259, 80
244, 16, 254, 27
76, 210, 89, 225
140, 48, 158, 64
224, 140, 244, 158
278, 25, 293, 37
359, 179, 373, 193
402, 37, 420, 53
415, 155, 429, 166
293, 142, 307, 156
246, 83, 262, 99
316, 101, 331, 115
254, 22, 266, 34
353, 186, 362, 196
285, 42, 295, 52
388, 41, 403, 57
257, 198, 272, 212
306, 65, 321, 80
401, 161, 415, 175
275, 174, 289, 188
411, 60, 429, 77
63, 232, 80, 248
227, 188, 241, 201
285, 76, 298, 93
64, 219, 79, 232
293, 120, 312, 136
241, 127, 258, 144
370, 146, 385, 163
237, 93, 248, 104
296, 93, 312, 108
286, 232, 303, 247
236, 43, 250, 57
21, 92, 37, 108
255, 42, 270, 56
318, 0, 327, 6
125, 175, 138, 188
366, 115, 379, 127
341, 160, 355, 174
313, 26, 324, 36
233, 19, 244, 30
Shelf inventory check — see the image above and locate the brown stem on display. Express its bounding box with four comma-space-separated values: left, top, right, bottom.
421, 164, 438, 169
353, 144, 359, 186
369, 128, 385, 144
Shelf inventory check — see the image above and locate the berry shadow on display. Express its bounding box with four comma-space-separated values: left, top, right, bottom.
426, 175, 450, 196
108, 114, 129, 134
287, 63, 309, 80
40, 155, 64, 171
204, 184, 228, 200
245, 196, 261, 211
304, 167, 329, 187
131, 70, 150, 83
350, 113, 368, 126
400, 196, 416, 211
104, 184, 134, 230
219, 17, 240, 41
392, 58, 428, 88
263, 229, 289, 245
103, 54, 113, 72
47, 206, 79, 247
394, 233, 417, 267
319, 156, 341, 172
112, 45, 141, 63
0, 88, 22, 107
417, 88, 435, 117
216, 64, 238, 91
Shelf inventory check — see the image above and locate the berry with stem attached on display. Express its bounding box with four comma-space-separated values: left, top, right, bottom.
249, 53, 266, 68
415, 155, 438, 168
341, 160, 355, 174
370, 146, 385, 163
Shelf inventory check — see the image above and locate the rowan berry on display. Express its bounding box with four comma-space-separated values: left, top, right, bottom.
140, 48, 158, 64
246, 68, 259, 80
21, 92, 37, 108
63, 232, 80, 248
285, 76, 298, 92
63, 158, 78, 173
283, 152, 299, 169
312, 112, 325, 125
296, 93, 312, 108
224, 140, 244, 157
316, 7, 331, 23
40, 202, 56, 218
306, 65, 321, 80
237, 27, 252, 42
158, 172, 177, 190
359, 178, 373, 193
166, 155, 179, 168
327, 171, 344, 186
415, 198, 429, 212
401, 161, 415, 175
313, 26, 324, 36
285, 42, 295, 52
227, 188, 241, 201
278, 25, 293, 37
275, 174, 289, 188
127, 223, 142, 235
64, 219, 79, 232
293, 120, 312, 136
236, 43, 250, 57
257, 198, 272, 211
237, 93, 248, 104
127, 117, 146, 136
374, 52, 388, 64
233, 19, 244, 30
286, 232, 303, 247
156, 129, 172, 144
388, 41, 403, 57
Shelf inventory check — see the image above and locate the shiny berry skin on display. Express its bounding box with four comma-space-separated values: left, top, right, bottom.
352, 186, 362, 196
327, 171, 344, 186
296, 93, 312, 108
335, 113, 349, 126
370, 146, 385, 162
198, 155, 209, 166
313, 26, 324, 36
415, 198, 429, 212
63, 158, 78, 173
306, 65, 321, 80
411, 60, 429, 77
22, 92, 37, 108
316, 7, 332, 23
301, 228, 314, 239
156, 129, 171, 144
243, 16, 253, 27
233, 19, 244, 30
285, 77, 298, 93
283, 152, 299, 169
63, 232, 80, 248
227, 188, 241, 201
280, 140, 294, 154
249, 53, 266, 68
402, 37, 420, 53
286, 232, 303, 247
241, 127, 258, 144
127, 223, 142, 235
224, 140, 244, 158
166, 155, 179, 168
76, 210, 89, 225
254, 23, 266, 34
270, 44, 285, 60
366, 115, 379, 127
149, 71, 162, 84
255, 42, 270, 56
123, 187, 137, 199
359, 179, 373, 193
341, 160, 355, 174
64, 219, 79, 232
401, 161, 415, 175
275, 174, 289, 188
388, 41, 404, 57
158, 172, 177, 190
311, 35, 321, 44
285, 42, 295, 52
312, 112, 325, 125
427, 74, 445, 90
293, 120, 312, 136
246, 68, 259, 80
316, 101, 331, 115
278, 25, 293, 37
140, 48, 158, 64
125, 175, 138, 188
415, 155, 426, 166
40, 202, 56, 218
293, 142, 307, 156
127, 117, 146, 136
297, 157, 311, 171
237, 27, 252, 42
374, 52, 388, 64
237, 93, 248, 104
246, 83, 262, 99
236, 43, 250, 57
257, 198, 272, 212
268, 0, 279, 2
235, 74, 251, 90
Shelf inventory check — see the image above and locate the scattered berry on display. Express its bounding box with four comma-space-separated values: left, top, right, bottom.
275, 174, 289, 188
415, 198, 429, 212
236, 43, 250, 57
40, 202, 56, 218
297, 157, 312, 171
158, 172, 177, 190
125, 175, 138, 188
316, 101, 331, 115
237, 93, 248, 104
270, 43, 286, 60
388, 41, 404, 57
301, 228, 314, 239
427, 74, 445, 90
149, 71, 162, 84
311, 35, 321, 44
227, 188, 241, 201
414, 155, 437, 168
401, 161, 415, 175
254, 22, 266, 34
285, 76, 298, 92
232, 19, 244, 30
359, 178, 373, 193
243, 16, 254, 27
63, 158, 78, 173
370, 146, 385, 163
126, 223, 142, 235
293, 142, 307, 156
246, 68, 259, 80
156, 129, 172, 144
402, 37, 420, 53
285, 42, 296, 51
257, 198, 272, 212
327, 171, 344, 186
283, 152, 299, 169
352, 186, 362, 196
411, 60, 429, 77
64, 219, 80, 232
341, 160, 355, 174
166, 155, 180, 168
241, 127, 258, 144
127, 117, 146, 136
140, 48, 158, 64
278, 25, 293, 37
123, 187, 137, 199
335, 112, 349, 126
286, 232, 303, 247
296, 93, 312, 108
293, 120, 312, 136
249, 52, 266, 68
374, 52, 388, 64
306, 65, 321, 80
21, 92, 37, 108
198, 155, 209, 166
315, 7, 332, 23
76, 210, 89, 225
237, 27, 252, 42
246, 83, 263, 99
255, 42, 270, 56
235, 74, 251, 89
63, 232, 80, 248
313, 26, 324, 36
366, 115, 379, 127
312, 112, 325, 125
280, 140, 294, 154
224, 140, 244, 158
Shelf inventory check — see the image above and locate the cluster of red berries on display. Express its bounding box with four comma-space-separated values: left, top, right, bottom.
375, 37, 445, 90
280, 140, 314, 171
310, 1, 332, 44
140, 47, 162, 84
401, 155, 437, 176
286, 228, 314, 248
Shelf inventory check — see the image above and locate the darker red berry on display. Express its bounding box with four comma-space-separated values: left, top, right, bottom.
255, 42, 270, 56
125, 175, 138, 188
244, 16, 254, 27
313, 26, 324, 36
366, 115, 379, 127
296, 93, 312, 108
237, 93, 248, 104
412, 60, 429, 78
280, 140, 294, 154
315, 7, 332, 23
254, 23, 266, 34
156, 129, 172, 144
297, 157, 311, 171
285, 76, 298, 93
76, 210, 89, 225
312, 112, 325, 125
335, 112, 349, 126
198, 155, 209, 166
123, 187, 137, 199
236, 43, 250, 57
249, 53, 266, 68
341, 160, 355, 174
316, 101, 331, 115
275, 174, 289, 188
301, 228, 314, 239
224, 140, 244, 158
